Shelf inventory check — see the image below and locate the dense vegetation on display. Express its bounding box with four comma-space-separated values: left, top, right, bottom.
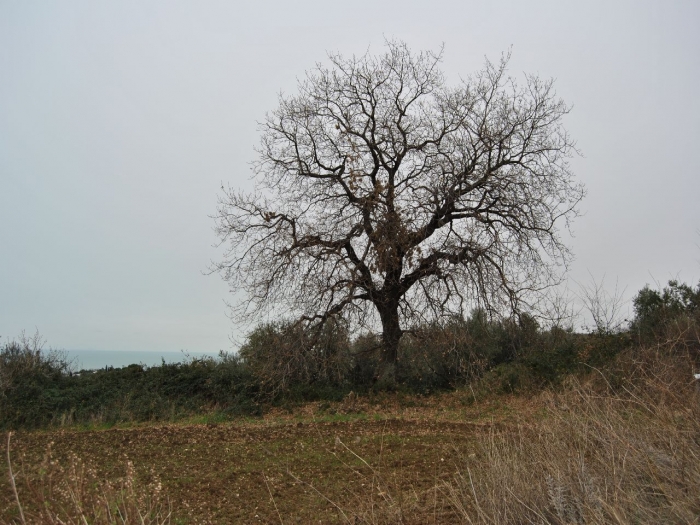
2, 280, 698, 431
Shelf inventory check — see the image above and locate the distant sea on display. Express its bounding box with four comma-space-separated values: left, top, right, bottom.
61, 349, 221, 371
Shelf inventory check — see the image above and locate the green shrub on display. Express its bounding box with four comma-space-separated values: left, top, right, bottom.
0, 333, 259, 430
11, 278, 687, 430
0, 331, 73, 428
631, 280, 700, 346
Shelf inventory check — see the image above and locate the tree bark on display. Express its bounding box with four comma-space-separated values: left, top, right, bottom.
376, 298, 402, 387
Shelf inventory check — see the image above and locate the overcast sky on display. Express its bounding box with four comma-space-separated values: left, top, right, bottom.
1, 0, 699, 353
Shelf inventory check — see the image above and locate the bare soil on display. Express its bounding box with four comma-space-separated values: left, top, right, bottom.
1, 393, 536, 524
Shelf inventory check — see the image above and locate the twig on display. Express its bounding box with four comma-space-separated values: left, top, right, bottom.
263, 472, 284, 525
286, 469, 354, 524
466, 466, 493, 525
7, 432, 26, 525
506, 486, 549, 523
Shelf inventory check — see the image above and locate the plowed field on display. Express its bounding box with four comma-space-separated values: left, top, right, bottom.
2, 394, 533, 524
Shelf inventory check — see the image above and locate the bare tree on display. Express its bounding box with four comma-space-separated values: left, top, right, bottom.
213, 41, 584, 381
576, 273, 627, 334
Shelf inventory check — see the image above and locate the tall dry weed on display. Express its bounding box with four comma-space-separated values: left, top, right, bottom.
5, 432, 170, 525
443, 343, 700, 524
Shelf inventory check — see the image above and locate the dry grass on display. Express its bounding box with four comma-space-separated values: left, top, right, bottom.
5, 432, 170, 525
439, 346, 700, 524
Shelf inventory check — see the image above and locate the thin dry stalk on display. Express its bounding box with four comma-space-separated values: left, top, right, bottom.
292, 421, 436, 524
263, 472, 284, 525
7, 432, 26, 525
4, 445, 171, 525
285, 469, 353, 524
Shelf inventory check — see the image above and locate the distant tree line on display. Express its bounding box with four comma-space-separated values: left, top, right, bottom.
2, 280, 699, 430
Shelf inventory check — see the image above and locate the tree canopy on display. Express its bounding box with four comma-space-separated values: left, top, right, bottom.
214, 41, 584, 379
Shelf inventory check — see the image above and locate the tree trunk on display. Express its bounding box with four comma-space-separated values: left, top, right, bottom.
376, 299, 402, 388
